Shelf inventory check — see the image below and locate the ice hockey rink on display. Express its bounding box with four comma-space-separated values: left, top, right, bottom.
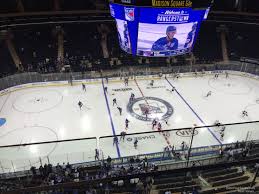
1, 71, 259, 173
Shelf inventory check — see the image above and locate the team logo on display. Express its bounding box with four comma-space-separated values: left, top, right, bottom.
124, 7, 135, 21
176, 128, 198, 137
127, 97, 174, 121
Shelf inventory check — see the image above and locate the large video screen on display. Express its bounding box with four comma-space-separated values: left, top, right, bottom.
137, 22, 198, 56
109, 3, 209, 57
136, 7, 204, 56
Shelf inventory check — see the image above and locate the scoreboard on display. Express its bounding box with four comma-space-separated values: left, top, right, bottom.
109, 0, 213, 57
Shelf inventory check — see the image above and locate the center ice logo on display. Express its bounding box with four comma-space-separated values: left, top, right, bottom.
127, 97, 174, 121
139, 103, 163, 114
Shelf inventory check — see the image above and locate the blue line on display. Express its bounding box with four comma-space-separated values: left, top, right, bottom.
101, 79, 121, 157
165, 77, 222, 145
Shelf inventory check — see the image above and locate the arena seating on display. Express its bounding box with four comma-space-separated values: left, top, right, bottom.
21, 0, 52, 12
153, 172, 200, 194
212, 0, 239, 11
227, 23, 259, 60
193, 22, 222, 63
0, 0, 99, 13
200, 167, 252, 193
13, 25, 57, 73
0, 0, 17, 13
61, 0, 96, 11
3, 21, 259, 75
0, 40, 17, 77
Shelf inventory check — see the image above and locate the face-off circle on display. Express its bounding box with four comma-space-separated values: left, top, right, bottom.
127, 97, 174, 121
12, 90, 63, 113
0, 126, 58, 171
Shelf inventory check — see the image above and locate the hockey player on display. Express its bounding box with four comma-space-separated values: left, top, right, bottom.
219, 125, 225, 141
113, 98, 117, 106
221, 125, 226, 132
78, 101, 83, 110
215, 120, 221, 127
144, 108, 149, 120
164, 118, 169, 125
117, 107, 122, 115
206, 91, 212, 97
69, 74, 73, 86
125, 118, 130, 129
152, 119, 157, 130
124, 77, 129, 86
175, 73, 180, 79
181, 141, 185, 151
129, 93, 135, 103
242, 110, 248, 117
214, 73, 219, 79
105, 77, 109, 84
150, 80, 154, 86
129, 96, 133, 104
157, 122, 162, 131
82, 83, 86, 92
95, 149, 99, 160
104, 86, 108, 93
113, 136, 118, 146
220, 130, 224, 141
225, 71, 229, 79
194, 69, 198, 77
134, 138, 138, 149
120, 131, 126, 142
202, 69, 205, 76
151, 26, 178, 52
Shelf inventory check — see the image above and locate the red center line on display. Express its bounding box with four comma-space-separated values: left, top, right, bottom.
134, 79, 172, 148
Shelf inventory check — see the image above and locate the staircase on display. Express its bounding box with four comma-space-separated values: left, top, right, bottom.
5, 31, 22, 71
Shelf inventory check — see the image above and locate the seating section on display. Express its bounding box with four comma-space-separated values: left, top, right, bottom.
61, 0, 96, 10
207, 171, 244, 183
212, 0, 239, 11
201, 181, 254, 194
201, 167, 252, 193
0, 0, 17, 13
21, 0, 52, 12
3, 21, 259, 76
202, 168, 238, 178
13, 25, 57, 73
153, 172, 200, 194
227, 23, 259, 60
243, 1, 259, 13
0, 40, 16, 77
193, 22, 222, 63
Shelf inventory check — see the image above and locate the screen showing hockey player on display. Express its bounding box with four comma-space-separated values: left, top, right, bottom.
115, 19, 131, 53
136, 7, 205, 57
137, 22, 198, 56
